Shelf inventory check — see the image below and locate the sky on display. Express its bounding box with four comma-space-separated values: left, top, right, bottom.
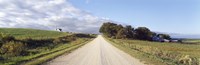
0, 0, 200, 34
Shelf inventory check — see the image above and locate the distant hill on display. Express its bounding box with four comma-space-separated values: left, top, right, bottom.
170, 34, 200, 39
154, 31, 200, 39
0, 28, 70, 39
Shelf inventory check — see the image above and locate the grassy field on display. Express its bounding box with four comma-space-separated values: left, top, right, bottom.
183, 39, 200, 44
0, 28, 95, 65
106, 37, 200, 65
0, 28, 70, 39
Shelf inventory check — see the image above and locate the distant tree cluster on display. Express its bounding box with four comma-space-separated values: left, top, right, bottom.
99, 22, 171, 41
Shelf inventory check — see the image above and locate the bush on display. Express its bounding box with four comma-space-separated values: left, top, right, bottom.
0, 32, 15, 47
0, 56, 4, 60
73, 33, 96, 38
66, 35, 76, 41
53, 35, 77, 44
23, 38, 54, 48
53, 38, 63, 44
0, 41, 25, 56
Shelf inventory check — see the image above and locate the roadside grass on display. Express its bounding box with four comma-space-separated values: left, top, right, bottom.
0, 38, 93, 65
0, 28, 70, 39
23, 38, 92, 65
0, 28, 96, 65
104, 37, 200, 65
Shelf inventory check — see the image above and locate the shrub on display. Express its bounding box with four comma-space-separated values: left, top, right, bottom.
73, 33, 95, 38
0, 32, 15, 42
1, 35, 15, 42
53, 38, 63, 44
66, 35, 76, 41
0, 56, 4, 60
0, 42, 2, 48
23, 38, 54, 48
53, 35, 77, 44
0, 32, 15, 47
0, 41, 25, 56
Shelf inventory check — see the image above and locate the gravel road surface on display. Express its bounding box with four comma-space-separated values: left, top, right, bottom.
45, 35, 145, 65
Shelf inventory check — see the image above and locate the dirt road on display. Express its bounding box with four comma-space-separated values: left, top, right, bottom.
45, 35, 145, 65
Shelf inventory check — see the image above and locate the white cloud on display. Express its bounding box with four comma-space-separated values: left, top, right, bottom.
0, 0, 111, 33
0, 12, 5, 17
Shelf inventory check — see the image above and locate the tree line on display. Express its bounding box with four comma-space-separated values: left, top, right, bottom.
99, 22, 170, 41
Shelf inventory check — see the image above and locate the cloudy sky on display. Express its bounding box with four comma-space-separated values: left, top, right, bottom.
0, 0, 200, 34
0, 0, 111, 33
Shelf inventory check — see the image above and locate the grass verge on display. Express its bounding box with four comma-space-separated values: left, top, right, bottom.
104, 37, 200, 65
0, 28, 97, 65
21, 38, 93, 65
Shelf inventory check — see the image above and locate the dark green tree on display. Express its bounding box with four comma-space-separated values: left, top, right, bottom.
116, 28, 126, 39
99, 22, 171, 41
135, 27, 152, 40
124, 25, 135, 39
158, 34, 171, 39
99, 22, 123, 38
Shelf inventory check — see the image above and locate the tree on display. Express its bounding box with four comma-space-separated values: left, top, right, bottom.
116, 24, 124, 31
158, 34, 171, 39
99, 22, 171, 41
124, 25, 135, 39
99, 22, 123, 38
116, 28, 127, 39
135, 27, 152, 40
